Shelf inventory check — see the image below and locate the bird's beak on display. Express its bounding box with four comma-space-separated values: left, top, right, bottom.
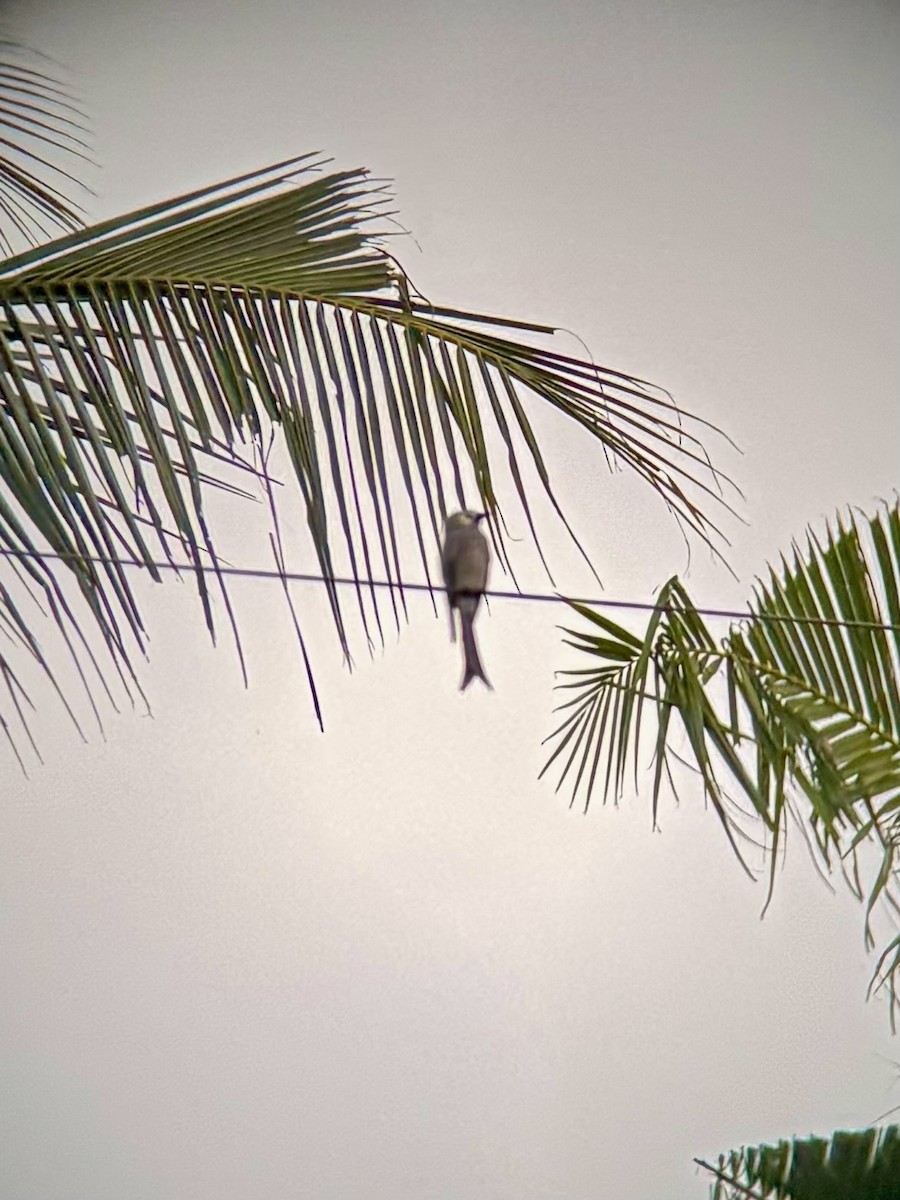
474, 512, 487, 523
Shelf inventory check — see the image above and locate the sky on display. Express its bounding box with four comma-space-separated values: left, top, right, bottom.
2, 1, 900, 1197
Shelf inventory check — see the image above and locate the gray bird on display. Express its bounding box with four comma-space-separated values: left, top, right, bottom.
441, 511, 492, 691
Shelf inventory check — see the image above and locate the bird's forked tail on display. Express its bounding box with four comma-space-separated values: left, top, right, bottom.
459, 604, 491, 691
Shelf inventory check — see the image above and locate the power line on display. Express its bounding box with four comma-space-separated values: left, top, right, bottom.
1, 544, 899, 635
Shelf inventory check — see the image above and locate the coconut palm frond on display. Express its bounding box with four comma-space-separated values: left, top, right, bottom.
544, 500, 900, 1021
0, 36, 90, 253
697, 1124, 900, 1200
0, 151, 734, 761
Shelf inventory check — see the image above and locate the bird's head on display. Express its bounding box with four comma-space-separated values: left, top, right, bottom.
445, 510, 487, 531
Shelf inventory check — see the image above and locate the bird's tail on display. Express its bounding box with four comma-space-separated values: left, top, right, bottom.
460, 606, 491, 691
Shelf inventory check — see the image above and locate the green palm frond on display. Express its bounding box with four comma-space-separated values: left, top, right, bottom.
0, 36, 89, 252
0, 151, 735, 763
544, 501, 900, 1020
697, 1124, 900, 1200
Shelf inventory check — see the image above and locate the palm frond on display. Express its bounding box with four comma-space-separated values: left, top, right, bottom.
0, 152, 735, 763
0, 36, 89, 253
545, 501, 900, 1021
697, 1124, 900, 1200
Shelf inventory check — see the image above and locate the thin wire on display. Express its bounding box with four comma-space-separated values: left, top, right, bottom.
2, 544, 900, 634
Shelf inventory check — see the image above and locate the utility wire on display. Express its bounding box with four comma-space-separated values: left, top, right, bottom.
1, 544, 900, 635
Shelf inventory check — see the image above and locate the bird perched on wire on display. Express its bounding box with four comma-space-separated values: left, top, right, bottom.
441, 510, 492, 691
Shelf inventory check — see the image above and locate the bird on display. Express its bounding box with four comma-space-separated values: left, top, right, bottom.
441, 510, 492, 691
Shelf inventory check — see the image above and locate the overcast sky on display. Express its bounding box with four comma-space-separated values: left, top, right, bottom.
3, 1, 900, 1197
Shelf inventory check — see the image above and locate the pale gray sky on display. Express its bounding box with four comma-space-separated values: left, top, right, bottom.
3, 1, 900, 1197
